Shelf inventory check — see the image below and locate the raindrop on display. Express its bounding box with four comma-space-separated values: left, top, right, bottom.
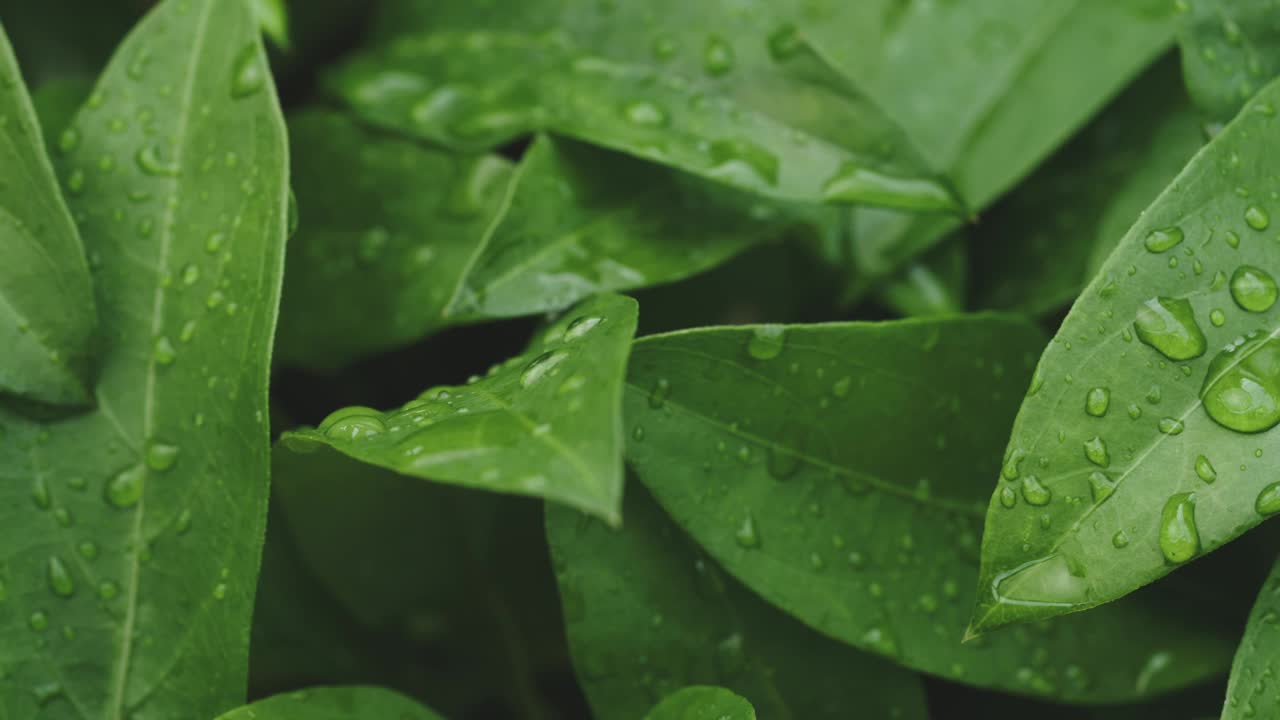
767, 24, 802, 61
1210, 309, 1227, 327
1157, 417, 1185, 435
622, 101, 668, 127
1020, 475, 1052, 506
1245, 205, 1271, 231
1134, 297, 1206, 360
319, 407, 386, 441
1159, 493, 1200, 564
1112, 531, 1130, 549
1085, 387, 1110, 417
1143, 227, 1184, 253
648, 378, 671, 409
1195, 455, 1217, 483
145, 440, 179, 471
135, 145, 179, 177
734, 513, 760, 548
521, 350, 569, 387
707, 138, 780, 187
230, 43, 265, 98
999, 485, 1017, 508
564, 316, 603, 341
105, 465, 145, 509
703, 35, 735, 75
1230, 265, 1278, 312
47, 557, 74, 598
1088, 471, 1115, 503
1201, 332, 1280, 432
746, 325, 785, 360
1257, 482, 1280, 516
153, 336, 176, 366
1083, 436, 1110, 468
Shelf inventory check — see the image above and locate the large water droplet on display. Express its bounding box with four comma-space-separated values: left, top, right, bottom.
1083, 436, 1110, 468
994, 554, 1089, 607
1088, 471, 1115, 503
746, 325, 785, 360
1230, 265, 1278, 312
230, 43, 265, 98
703, 35, 735, 75
1257, 482, 1280, 515
1133, 297, 1206, 360
47, 557, 74, 598
1020, 475, 1052, 506
319, 406, 387, 441
707, 138, 780, 187
1085, 387, 1110, 417
145, 440, 179, 471
135, 145, 179, 177
1245, 205, 1271, 231
521, 350, 569, 387
1159, 493, 1200, 564
105, 465, 145, 509
1195, 455, 1217, 483
1201, 332, 1280, 433
563, 316, 603, 341
1143, 227, 1184, 253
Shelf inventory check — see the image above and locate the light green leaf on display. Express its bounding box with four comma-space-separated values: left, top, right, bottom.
970, 77, 1280, 634
546, 484, 927, 720
215, 686, 442, 720
251, 0, 289, 48
875, 233, 968, 318
625, 316, 1234, 701
447, 133, 829, 320
644, 686, 756, 720
0, 25, 96, 405
1178, 0, 1280, 127
1222, 556, 1280, 719
282, 293, 637, 522
328, 0, 961, 212
0, 1, 288, 717
845, 0, 1176, 278
974, 56, 1204, 315
273, 449, 571, 717
275, 110, 512, 371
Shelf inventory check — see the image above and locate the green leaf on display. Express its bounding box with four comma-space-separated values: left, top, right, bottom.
875, 233, 968, 318
970, 77, 1280, 634
1222, 556, 1280, 719
215, 686, 442, 720
275, 110, 512, 371
0, 0, 288, 716
447, 133, 829, 321
251, 0, 289, 48
644, 686, 755, 720
0, 26, 96, 405
283, 293, 637, 522
625, 316, 1234, 701
1178, 0, 1280, 127
546, 484, 927, 720
328, 0, 961, 212
273, 449, 572, 717
31, 76, 94, 152
846, 0, 1176, 278
973, 56, 1204, 315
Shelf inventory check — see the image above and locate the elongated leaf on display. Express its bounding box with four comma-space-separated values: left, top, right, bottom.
283, 293, 636, 521
251, 0, 289, 48
274, 449, 572, 717
876, 233, 968, 318
846, 0, 1175, 278
971, 77, 1280, 634
546, 484, 927, 720
645, 686, 755, 720
0, 1, 288, 717
1222, 557, 1280, 719
0, 26, 96, 405
446, 133, 831, 321
215, 686, 442, 720
974, 56, 1204, 315
275, 110, 512, 370
329, 0, 960, 212
1178, 0, 1280, 127
625, 317, 1233, 701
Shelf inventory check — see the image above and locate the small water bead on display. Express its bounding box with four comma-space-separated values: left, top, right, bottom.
319, 406, 386, 441
1089, 471, 1116, 503
1083, 436, 1110, 468
1112, 531, 1130, 549
1195, 455, 1217, 483
98, 581, 119, 600
622, 101, 668, 127
999, 485, 1017, 508
703, 35, 735, 75
1257, 482, 1280, 515
520, 350, 569, 388
145, 440, 179, 471
1158, 417, 1185, 435
648, 378, 671, 409
651, 36, 677, 60
746, 325, 785, 360
153, 336, 176, 366
106, 465, 145, 509
58, 127, 80, 154
1085, 387, 1110, 417
1133, 297, 1207, 360
1210, 309, 1227, 327
78, 542, 98, 560
47, 557, 74, 598
1230, 265, 1279, 312
136, 145, 179, 177
767, 24, 802, 61
564, 316, 603, 342
734, 513, 760, 548
1127, 403, 1142, 419
1201, 332, 1280, 433
1001, 448, 1026, 480
1246, 205, 1272, 231
1020, 475, 1052, 506
29, 611, 48, 632
1159, 493, 1200, 564
230, 42, 265, 98
1143, 227, 1184, 252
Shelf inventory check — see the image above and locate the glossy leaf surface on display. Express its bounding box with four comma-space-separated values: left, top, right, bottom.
215, 686, 442, 720
972, 77, 1280, 632
1178, 0, 1280, 126
625, 317, 1233, 701
1222, 556, 1280, 719
644, 686, 755, 720
0, 26, 96, 405
0, 1, 289, 716
283, 293, 637, 522
546, 485, 928, 719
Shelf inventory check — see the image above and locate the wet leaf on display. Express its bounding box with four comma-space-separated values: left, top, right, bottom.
644, 686, 755, 720
1178, 0, 1280, 127
1221, 556, 1280, 719
215, 686, 442, 720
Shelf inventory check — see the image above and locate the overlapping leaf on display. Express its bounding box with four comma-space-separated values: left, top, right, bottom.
645, 686, 755, 720
329, 0, 961, 212
972, 77, 1280, 633
282, 293, 637, 522
625, 317, 1233, 701
1178, 0, 1280, 127
215, 686, 442, 720
0, 26, 96, 405
0, 1, 288, 717
546, 485, 928, 719
1221, 556, 1280, 719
